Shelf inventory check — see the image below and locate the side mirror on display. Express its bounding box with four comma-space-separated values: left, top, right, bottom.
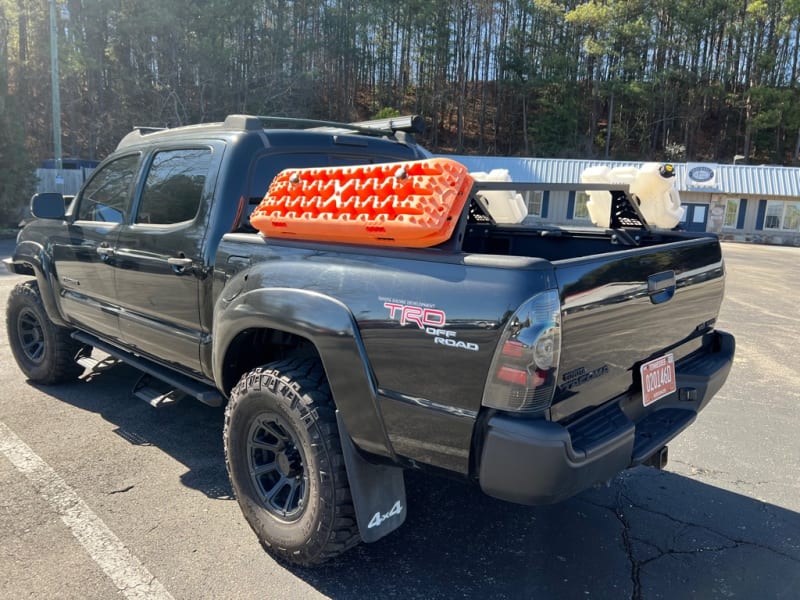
30, 192, 66, 220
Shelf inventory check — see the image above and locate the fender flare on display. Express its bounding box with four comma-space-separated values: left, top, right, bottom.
213, 287, 396, 461
8, 240, 70, 328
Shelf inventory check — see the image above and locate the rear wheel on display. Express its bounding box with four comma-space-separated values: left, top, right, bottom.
6, 280, 85, 384
223, 357, 359, 565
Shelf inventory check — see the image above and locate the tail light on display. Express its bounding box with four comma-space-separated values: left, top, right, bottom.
482, 290, 561, 413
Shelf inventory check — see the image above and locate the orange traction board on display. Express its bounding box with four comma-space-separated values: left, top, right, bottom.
250, 158, 474, 247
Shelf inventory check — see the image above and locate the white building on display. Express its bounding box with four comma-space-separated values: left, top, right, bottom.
449, 156, 800, 246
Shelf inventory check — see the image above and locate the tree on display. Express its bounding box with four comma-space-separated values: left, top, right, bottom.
0, 2, 33, 225
0, 0, 800, 166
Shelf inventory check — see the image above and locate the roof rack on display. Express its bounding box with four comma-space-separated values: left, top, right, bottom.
346, 115, 425, 134
222, 114, 425, 137
116, 114, 426, 151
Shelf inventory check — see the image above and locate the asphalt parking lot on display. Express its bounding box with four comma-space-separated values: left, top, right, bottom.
0, 239, 798, 599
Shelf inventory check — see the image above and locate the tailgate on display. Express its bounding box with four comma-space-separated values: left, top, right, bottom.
550, 236, 725, 422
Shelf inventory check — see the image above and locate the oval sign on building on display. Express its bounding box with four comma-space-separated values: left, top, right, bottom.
685, 163, 719, 189
688, 166, 714, 182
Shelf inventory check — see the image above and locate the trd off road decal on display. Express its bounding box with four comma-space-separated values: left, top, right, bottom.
382, 299, 479, 351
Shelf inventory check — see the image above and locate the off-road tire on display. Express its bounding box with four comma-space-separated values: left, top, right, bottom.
6, 280, 85, 384
224, 357, 360, 565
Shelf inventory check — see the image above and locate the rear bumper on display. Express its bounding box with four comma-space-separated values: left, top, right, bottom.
478, 330, 735, 505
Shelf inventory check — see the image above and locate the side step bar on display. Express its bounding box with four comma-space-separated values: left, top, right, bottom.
132, 373, 186, 408
71, 331, 224, 407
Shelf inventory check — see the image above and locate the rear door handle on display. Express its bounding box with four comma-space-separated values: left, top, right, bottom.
648, 271, 676, 304
167, 257, 193, 267
167, 256, 193, 273
96, 246, 115, 260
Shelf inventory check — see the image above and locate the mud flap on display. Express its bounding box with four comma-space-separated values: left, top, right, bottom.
336, 411, 406, 543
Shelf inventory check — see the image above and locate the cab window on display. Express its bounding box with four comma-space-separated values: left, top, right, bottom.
75, 154, 140, 223
136, 148, 213, 225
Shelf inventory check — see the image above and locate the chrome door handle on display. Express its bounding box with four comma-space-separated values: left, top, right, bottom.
168, 256, 193, 274
96, 246, 115, 259
167, 257, 193, 267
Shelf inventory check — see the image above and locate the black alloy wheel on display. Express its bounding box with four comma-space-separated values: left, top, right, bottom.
247, 413, 309, 520
16, 306, 46, 364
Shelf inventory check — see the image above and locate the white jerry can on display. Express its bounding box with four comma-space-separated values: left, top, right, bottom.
581, 163, 684, 229
470, 169, 528, 224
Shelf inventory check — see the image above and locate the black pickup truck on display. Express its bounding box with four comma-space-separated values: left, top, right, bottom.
6, 115, 734, 565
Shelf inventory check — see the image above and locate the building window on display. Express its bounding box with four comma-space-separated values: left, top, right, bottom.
526, 191, 543, 217
784, 202, 800, 231
693, 205, 707, 223
765, 202, 782, 229
573, 191, 590, 220
764, 200, 800, 231
723, 199, 740, 228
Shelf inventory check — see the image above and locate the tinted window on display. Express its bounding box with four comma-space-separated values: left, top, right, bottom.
248, 154, 329, 202
136, 148, 213, 225
76, 154, 139, 223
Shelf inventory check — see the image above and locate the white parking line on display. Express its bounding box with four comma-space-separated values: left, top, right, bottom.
0, 421, 174, 600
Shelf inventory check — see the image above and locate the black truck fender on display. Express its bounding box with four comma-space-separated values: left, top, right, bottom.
212, 286, 397, 461
5, 240, 70, 328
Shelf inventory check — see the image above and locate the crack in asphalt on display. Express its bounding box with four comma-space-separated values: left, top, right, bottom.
617, 489, 800, 565
612, 484, 642, 600
108, 485, 135, 495
579, 472, 800, 600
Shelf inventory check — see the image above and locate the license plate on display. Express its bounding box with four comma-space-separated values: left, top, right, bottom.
640, 354, 676, 407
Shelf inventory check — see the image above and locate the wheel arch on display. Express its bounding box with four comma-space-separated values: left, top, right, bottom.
214, 287, 395, 461
218, 327, 321, 395
8, 240, 69, 327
